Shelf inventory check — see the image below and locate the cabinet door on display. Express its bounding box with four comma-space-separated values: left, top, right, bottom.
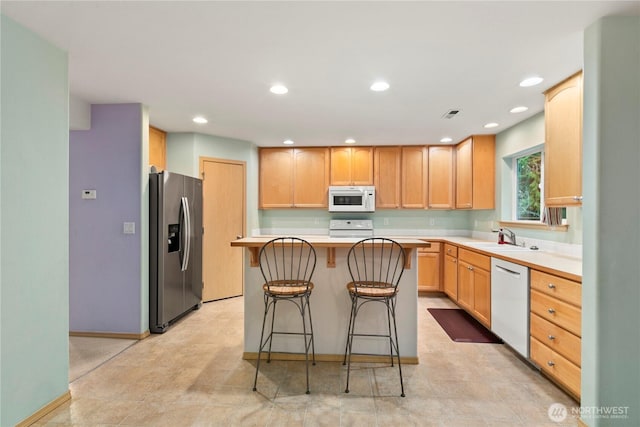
457, 259, 474, 312
259, 148, 293, 208
455, 138, 473, 208
417, 250, 441, 292
428, 146, 454, 209
351, 146, 374, 185
294, 148, 329, 207
472, 266, 491, 328
470, 135, 495, 209
149, 126, 166, 171
330, 146, 373, 185
401, 146, 427, 208
330, 147, 352, 185
374, 147, 401, 208
443, 254, 458, 299
545, 72, 582, 206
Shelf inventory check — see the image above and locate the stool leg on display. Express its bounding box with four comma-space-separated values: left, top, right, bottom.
267, 299, 277, 363
344, 297, 358, 393
343, 294, 356, 365
390, 298, 405, 397
300, 295, 311, 394
305, 294, 316, 365
253, 295, 271, 391
386, 300, 394, 367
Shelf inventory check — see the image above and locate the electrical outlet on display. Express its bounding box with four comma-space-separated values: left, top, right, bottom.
429, 218, 435, 226
314, 218, 320, 225
82, 189, 97, 199
383, 218, 389, 226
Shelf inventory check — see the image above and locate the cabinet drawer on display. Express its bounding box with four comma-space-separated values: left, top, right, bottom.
531, 337, 581, 398
418, 242, 440, 253
531, 313, 581, 366
531, 290, 581, 336
531, 270, 581, 307
458, 248, 491, 271
444, 243, 458, 257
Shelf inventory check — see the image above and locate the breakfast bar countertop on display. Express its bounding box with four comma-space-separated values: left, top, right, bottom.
232, 235, 581, 282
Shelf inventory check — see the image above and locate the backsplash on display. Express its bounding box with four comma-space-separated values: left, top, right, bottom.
256, 209, 471, 236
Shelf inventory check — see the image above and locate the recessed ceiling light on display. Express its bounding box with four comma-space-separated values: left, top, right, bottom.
484, 122, 499, 129
283, 139, 294, 145
510, 106, 529, 113
345, 138, 356, 144
370, 81, 390, 92
270, 84, 288, 95
192, 116, 208, 124
519, 76, 543, 87
440, 137, 453, 143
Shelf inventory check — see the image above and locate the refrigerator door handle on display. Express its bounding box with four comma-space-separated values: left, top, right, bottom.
180, 196, 191, 272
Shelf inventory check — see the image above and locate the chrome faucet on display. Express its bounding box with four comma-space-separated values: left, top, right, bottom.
499, 228, 517, 245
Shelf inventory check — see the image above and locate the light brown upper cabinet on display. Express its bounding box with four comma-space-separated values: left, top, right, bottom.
455, 135, 495, 209
149, 126, 167, 171
401, 146, 428, 208
259, 147, 329, 208
293, 147, 330, 208
259, 148, 294, 208
374, 147, 401, 209
544, 71, 583, 207
428, 146, 455, 209
330, 146, 373, 185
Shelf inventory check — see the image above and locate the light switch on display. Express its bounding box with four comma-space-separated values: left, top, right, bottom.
82, 189, 97, 199
123, 222, 135, 234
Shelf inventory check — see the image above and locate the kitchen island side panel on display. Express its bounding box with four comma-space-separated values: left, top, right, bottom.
243, 247, 418, 359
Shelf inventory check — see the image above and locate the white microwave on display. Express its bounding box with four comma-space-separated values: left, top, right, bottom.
328, 186, 375, 212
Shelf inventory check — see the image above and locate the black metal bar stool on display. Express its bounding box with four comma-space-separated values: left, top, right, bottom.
343, 237, 407, 397
252, 237, 316, 394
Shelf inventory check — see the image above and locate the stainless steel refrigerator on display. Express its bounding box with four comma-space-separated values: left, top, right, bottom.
149, 171, 203, 333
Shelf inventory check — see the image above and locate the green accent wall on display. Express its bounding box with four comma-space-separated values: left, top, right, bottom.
1, 15, 69, 425
470, 112, 583, 245
582, 16, 640, 427
166, 132, 259, 235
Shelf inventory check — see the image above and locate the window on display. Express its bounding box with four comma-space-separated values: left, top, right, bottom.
515, 150, 543, 221
510, 148, 567, 226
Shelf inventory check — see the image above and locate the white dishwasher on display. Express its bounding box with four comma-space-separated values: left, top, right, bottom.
491, 258, 530, 358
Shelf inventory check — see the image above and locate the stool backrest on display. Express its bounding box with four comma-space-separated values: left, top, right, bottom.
259, 237, 316, 291
347, 237, 406, 293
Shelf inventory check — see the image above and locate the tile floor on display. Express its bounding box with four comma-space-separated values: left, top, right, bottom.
69, 337, 137, 382
36, 295, 580, 426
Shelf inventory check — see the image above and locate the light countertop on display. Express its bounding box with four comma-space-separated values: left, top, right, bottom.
231, 235, 582, 282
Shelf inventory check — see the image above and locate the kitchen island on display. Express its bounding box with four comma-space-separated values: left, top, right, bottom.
231, 236, 430, 363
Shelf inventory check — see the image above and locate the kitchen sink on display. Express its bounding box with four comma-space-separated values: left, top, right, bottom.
463, 241, 532, 251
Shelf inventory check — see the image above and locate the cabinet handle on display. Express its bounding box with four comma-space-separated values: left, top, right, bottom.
548, 308, 556, 314
573, 196, 583, 201
548, 335, 556, 341
468, 266, 474, 271
548, 283, 556, 289
547, 361, 555, 367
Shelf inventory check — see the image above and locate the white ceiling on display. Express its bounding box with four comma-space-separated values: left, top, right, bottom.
2, 1, 638, 147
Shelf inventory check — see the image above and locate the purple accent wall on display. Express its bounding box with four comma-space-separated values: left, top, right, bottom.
69, 104, 143, 333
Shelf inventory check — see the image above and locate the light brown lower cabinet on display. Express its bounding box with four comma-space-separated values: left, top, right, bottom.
529, 269, 582, 400
443, 252, 458, 299
417, 243, 441, 292
456, 249, 491, 328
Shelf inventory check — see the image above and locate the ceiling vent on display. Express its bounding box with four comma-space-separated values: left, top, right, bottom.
442, 109, 461, 119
